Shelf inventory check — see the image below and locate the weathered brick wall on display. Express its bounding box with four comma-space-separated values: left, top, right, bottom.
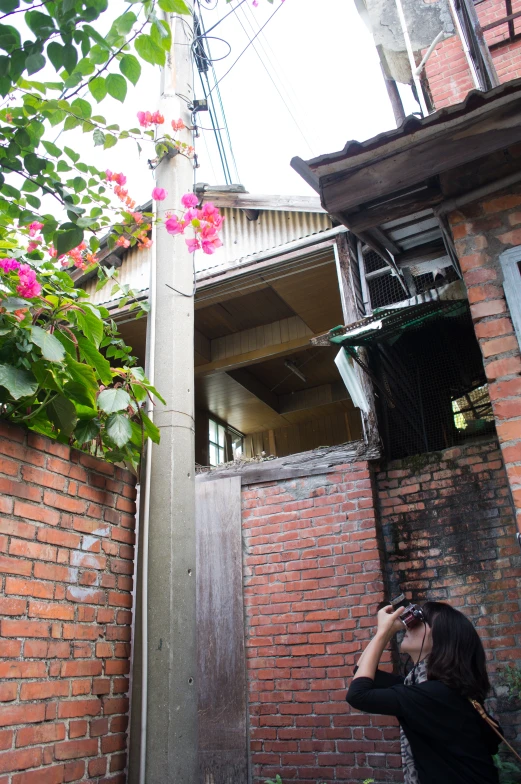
376, 438, 521, 744
449, 185, 521, 534
242, 463, 401, 784
0, 421, 136, 784
422, 0, 521, 109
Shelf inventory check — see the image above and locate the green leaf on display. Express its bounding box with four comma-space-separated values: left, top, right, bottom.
106, 412, 132, 447
54, 223, 83, 256
89, 76, 107, 103
74, 418, 100, 444
47, 394, 77, 437
0, 0, 19, 13
119, 54, 140, 86
71, 97, 91, 119
62, 44, 78, 74
0, 24, 20, 52
152, 19, 172, 52
103, 133, 117, 149
42, 140, 62, 157
114, 11, 137, 35
93, 128, 105, 147
74, 305, 103, 348
89, 44, 109, 65
47, 41, 63, 71
135, 34, 165, 67
64, 355, 98, 407
30, 326, 66, 362
31, 361, 62, 392
106, 73, 127, 103
72, 176, 86, 192
158, 0, 190, 12
25, 11, 55, 37
97, 387, 130, 414
64, 146, 80, 163
77, 335, 112, 385
141, 411, 160, 444
25, 52, 45, 76
0, 364, 37, 400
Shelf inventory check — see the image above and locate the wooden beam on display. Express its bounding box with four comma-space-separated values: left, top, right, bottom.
194, 335, 314, 377
198, 191, 326, 213
210, 316, 312, 363
343, 187, 444, 234
226, 369, 280, 414
194, 329, 211, 363
322, 103, 521, 215
333, 234, 380, 446
279, 382, 350, 414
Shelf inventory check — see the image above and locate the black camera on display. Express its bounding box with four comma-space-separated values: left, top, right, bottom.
391, 594, 425, 629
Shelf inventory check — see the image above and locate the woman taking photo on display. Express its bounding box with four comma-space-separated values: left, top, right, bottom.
346, 601, 501, 784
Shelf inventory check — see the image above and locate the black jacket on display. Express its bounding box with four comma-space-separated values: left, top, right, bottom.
346, 669, 500, 784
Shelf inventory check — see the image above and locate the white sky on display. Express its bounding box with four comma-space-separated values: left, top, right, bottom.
9, 1, 419, 226
53, 0, 418, 204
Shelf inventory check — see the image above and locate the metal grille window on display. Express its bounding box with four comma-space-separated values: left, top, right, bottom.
362, 249, 409, 311
500, 247, 521, 350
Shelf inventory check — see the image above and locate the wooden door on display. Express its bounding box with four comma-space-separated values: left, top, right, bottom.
195, 475, 248, 784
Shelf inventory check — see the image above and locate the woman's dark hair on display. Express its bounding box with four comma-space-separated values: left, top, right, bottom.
422, 601, 490, 703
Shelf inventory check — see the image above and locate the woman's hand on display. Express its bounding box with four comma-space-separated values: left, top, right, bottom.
376, 605, 405, 639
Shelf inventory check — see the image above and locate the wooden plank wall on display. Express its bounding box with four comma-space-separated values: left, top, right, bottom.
244, 409, 363, 458
211, 315, 312, 362
195, 476, 248, 784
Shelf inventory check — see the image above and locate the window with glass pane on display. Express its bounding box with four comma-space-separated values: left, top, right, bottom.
208, 419, 226, 466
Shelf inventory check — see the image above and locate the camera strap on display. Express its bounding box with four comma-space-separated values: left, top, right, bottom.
469, 699, 521, 763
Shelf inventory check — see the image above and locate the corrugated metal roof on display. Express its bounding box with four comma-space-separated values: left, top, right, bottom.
82, 206, 332, 305
298, 78, 521, 174
82, 243, 151, 306
196, 207, 331, 273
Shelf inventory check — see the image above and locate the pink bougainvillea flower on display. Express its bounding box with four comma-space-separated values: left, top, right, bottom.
201, 236, 222, 255
186, 238, 201, 253
85, 253, 98, 265
181, 193, 198, 209
171, 119, 185, 132
151, 111, 164, 125
105, 169, 113, 180
152, 187, 167, 201
16, 264, 41, 298
165, 216, 186, 235
116, 236, 131, 248
13, 308, 27, 322
28, 221, 44, 237
0, 257, 21, 273
27, 240, 41, 253
138, 237, 153, 250
132, 212, 144, 225
113, 173, 126, 186
137, 111, 153, 128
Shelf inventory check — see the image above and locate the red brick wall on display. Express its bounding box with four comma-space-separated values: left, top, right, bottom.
449, 186, 521, 534
0, 421, 136, 784
376, 438, 521, 744
422, 0, 521, 109
241, 463, 401, 784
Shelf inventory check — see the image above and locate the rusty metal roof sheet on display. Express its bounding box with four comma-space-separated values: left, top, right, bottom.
299, 78, 521, 173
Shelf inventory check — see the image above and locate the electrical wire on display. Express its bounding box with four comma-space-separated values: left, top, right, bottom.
233, 3, 314, 157
193, 3, 240, 183
242, 1, 320, 153
206, 0, 286, 96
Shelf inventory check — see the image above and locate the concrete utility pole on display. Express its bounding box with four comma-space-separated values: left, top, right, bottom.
134, 8, 198, 784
